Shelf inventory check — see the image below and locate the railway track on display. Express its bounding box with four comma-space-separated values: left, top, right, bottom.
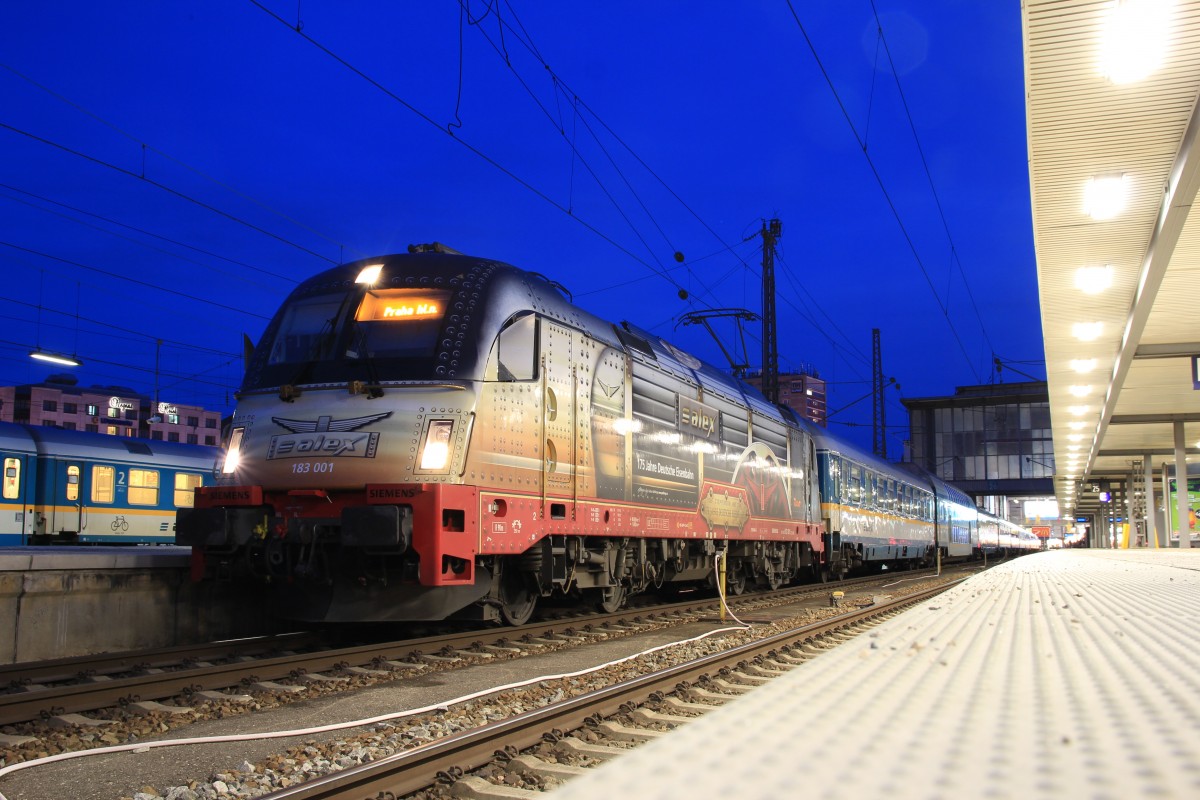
0, 568, 977, 800
0, 567, 964, 729
253, 582, 954, 799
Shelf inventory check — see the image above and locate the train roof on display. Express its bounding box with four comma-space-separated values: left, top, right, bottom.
799, 418, 933, 488
18, 423, 220, 468
0, 421, 37, 454
252, 251, 780, 417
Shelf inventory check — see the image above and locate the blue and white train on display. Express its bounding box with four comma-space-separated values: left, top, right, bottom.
1, 421, 221, 545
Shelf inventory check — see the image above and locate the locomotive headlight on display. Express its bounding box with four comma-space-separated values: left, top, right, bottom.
419, 420, 454, 471
222, 427, 246, 474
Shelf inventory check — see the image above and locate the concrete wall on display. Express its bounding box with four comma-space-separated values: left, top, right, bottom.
0, 552, 280, 664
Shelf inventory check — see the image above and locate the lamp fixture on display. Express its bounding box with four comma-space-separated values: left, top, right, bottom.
1069, 358, 1098, 372
1068, 385, 1093, 397
1073, 322, 1103, 341
1100, 0, 1172, 84
1083, 175, 1127, 220
1068, 405, 1090, 416
29, 349, 81, 367
1074, 266, 1113, 295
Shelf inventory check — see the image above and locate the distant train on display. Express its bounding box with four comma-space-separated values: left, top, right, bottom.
178, 249, 1035, 623
0, 421, 221, 545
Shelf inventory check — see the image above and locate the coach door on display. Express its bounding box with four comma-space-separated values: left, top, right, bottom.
2, 453, 34, 544
45, 461, 83, 537
540, 320, 577, 520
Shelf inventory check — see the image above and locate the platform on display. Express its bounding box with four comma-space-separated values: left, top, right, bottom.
553, 549, 1200, 799
0, 545, 191, 571
0, 547, 275, 664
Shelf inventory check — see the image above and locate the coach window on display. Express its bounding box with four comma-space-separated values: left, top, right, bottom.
91, 466, 115, 503
491, 314, 538, 381
3, 458, 19, 499
66, 465, 80, 502
129, 469, 159, 506
174, 473, 202, 507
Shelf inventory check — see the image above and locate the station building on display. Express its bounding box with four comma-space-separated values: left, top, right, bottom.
0, 374, 222, 446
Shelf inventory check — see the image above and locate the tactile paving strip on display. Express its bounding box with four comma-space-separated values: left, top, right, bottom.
552, 550, 1200, 799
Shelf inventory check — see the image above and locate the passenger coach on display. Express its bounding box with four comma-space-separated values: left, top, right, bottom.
0, 421, 220, 545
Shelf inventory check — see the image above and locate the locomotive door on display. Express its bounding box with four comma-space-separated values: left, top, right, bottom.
788, 428, 819, 525
540, 320, 576, 518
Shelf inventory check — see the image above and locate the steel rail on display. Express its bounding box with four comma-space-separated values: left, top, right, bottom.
258, 582, 957, 800
0, 567, 961, 726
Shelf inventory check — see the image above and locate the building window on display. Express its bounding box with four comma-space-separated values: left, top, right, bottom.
85, 424, 98, 434
204, 435, 216, 446
151, 430, 163, 441
124, 410, 137, 421
42, 400, 57, 412
63, 403, 77, 414
168, 432, 179, 443
187, 415, 199, 427
186, 434, 198, 444
86, 404, 98, 416
205, 418, 217, 429
128, 469, 159, 505
63, 422, 76, 431
167, 413, 179, 425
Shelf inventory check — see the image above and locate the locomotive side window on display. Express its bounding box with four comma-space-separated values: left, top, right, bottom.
66, 465, 80, 502
129, 469, 160, 506
174, 472, 203, 507
2, 458, 19, 499
91, 466, 115, 504
493, 314, 538, 381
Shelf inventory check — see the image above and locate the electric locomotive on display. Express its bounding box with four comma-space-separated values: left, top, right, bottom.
179, 248, 828, 623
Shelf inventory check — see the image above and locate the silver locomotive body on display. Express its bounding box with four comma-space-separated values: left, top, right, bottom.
181, 251, 825, 622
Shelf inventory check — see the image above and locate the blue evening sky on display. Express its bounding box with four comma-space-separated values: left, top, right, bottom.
0, 1, 1037, 454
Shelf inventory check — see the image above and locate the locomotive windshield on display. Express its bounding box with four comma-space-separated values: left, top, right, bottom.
252, 287, 453, 389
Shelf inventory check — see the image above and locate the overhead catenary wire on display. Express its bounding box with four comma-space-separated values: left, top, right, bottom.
0, 241, 274, 321
782, 0, 982, 384
0, 186, 295, 291
0, 121, 338, 266
867, 0, 996, 359
0, 60, 355, 263
247, 0, 685, 297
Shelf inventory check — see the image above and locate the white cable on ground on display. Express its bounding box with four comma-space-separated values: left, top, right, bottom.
713, 549, 752, 629
0, 621, 749, 799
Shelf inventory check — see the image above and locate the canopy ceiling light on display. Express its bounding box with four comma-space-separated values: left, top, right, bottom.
1083, 175, 1128, 220
1100, 0, 1172, 84
1074, 265, 1114, 294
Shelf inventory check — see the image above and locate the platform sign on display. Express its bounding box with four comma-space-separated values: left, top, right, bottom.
1032, 525, 1051, 539
1167, 477, 1199, 537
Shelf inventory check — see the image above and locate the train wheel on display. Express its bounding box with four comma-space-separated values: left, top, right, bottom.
597, 584, 627, 613
765, 569, 786, 591
725, 571, 746, 596
498, 571, 537, 626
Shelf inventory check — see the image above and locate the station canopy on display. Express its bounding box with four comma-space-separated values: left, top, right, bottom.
1022, 0, 1200, 517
